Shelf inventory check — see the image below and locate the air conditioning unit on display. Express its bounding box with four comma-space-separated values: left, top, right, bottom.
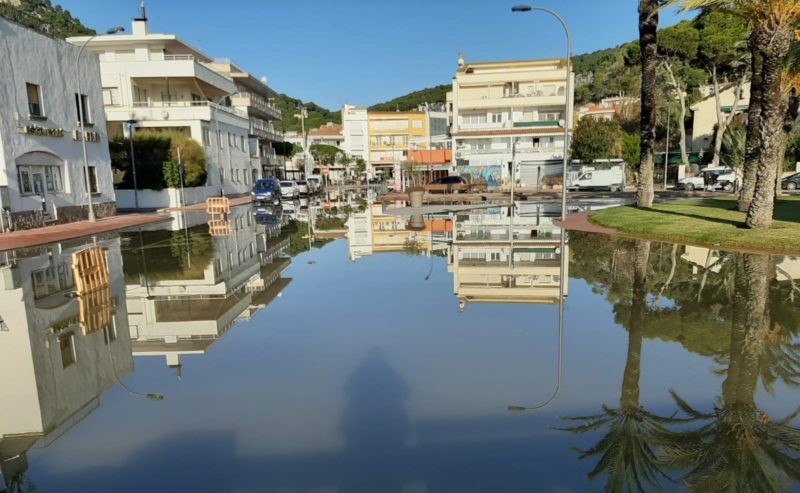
456, 151, 463, 158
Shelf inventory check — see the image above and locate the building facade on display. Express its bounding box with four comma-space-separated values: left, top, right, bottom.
0, 17, 116, 230
342, 104, 370, 175
209, 61, 283, 179
689, 82, 750, 152
68, 9, 255, 202
367, 109, 449, 175
450, 57, 574, 189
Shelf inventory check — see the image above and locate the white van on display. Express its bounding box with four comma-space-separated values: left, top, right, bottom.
678, 166, 738, 192
307, 175, 323, 193
570, 166, 625, 192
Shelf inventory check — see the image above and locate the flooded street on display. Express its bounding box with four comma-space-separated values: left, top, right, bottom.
1, 199, 798, 492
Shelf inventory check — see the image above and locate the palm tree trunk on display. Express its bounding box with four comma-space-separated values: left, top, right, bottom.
746, 26, 794, 229
621, 240, 650, 409
636, 0, 659, 208
739, 35, 764, 212
722, 253, 770, 411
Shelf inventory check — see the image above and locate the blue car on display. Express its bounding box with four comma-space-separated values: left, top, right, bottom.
251, 179, 282, 206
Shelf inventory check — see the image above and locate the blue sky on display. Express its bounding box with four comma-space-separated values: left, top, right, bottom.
59, 0, 692, 109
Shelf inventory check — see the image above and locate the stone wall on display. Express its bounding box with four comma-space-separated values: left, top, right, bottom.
8, 202, 117, 231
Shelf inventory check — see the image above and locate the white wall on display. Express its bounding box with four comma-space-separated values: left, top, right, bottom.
0, 18, 116, 216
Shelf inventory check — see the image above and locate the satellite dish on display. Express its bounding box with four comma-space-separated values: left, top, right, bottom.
260, 76, 268, 84
558, 119, 566, 127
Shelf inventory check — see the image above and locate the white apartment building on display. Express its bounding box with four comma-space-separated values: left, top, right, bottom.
0, 237, 133, 450
68, 7, 255, 203
0, 17, 116, 230
209, 61, 283, 178
342, 104, 369, 169
450, 57, 574, 188
125, 206, 289, 369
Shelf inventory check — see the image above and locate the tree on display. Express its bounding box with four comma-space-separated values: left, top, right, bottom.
622, 133, 642, 168
636, 0, 662, 208
559, 241, 676, 493
170, 135, 207, 187
675, 1, 799, 228
694, 10, 751, 167
659, 21, 703, 167
309, 144, 341, 167
719, 122, 746, 170
570, 118, 623, 161
661, 253, 800, 492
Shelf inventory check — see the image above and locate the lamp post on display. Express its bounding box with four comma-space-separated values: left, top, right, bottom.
512, 5, 572, 221
126, 119, 139, 209
75, 27, 125, 222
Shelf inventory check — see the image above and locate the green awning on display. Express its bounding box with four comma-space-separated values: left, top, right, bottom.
654, 153, 702, 165
513, 121, 560, 128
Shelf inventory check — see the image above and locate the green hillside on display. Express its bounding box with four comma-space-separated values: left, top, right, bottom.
0, 0, 94, 38
369, 84, 450, 111
274, 94, 341, 133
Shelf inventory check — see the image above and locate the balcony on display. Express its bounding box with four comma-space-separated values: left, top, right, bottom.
231, 93, 282, 121
105, 101, 248, 126
249, 118, 282, 141
121, 55, 237, 94
458, 90, 568, 111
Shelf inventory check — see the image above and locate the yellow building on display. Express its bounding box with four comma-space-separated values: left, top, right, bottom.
368, 111, 427, 170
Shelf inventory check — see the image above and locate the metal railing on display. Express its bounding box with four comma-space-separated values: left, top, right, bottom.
130, 100, 248, 118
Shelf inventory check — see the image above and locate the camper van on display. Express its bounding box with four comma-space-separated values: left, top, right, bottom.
570, 166, 625, 192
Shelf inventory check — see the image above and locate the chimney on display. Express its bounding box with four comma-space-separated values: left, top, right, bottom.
132, 1, 148, 36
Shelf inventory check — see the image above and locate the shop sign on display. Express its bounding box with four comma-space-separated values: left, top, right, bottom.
19, 124, 64, 137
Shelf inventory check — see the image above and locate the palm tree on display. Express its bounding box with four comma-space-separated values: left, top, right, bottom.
559, 241, 679, 492
636, 1, 661, 208
661, 253, 800, 492
674, 0, 799, 227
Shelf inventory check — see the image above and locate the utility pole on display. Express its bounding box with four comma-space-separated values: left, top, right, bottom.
295, 106, 309, 179
664, 98, 671, 190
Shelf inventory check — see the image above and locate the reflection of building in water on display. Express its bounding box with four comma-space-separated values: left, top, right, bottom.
448, 206, 568, 307
682, 245, 800, 282
346, 204, 437, 260
124, 206, 291, 371
0, 239, 132, 487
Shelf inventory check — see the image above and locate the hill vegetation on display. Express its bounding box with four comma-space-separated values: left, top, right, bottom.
369, 84, 450, 112
274, 94, 341, 133
0, 0, 94, 38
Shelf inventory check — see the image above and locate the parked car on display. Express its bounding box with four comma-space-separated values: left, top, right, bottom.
296, 180, 310, 195
782, 172, 800, 190
251, 179, 282, 206
280, 180, 300, 198
677, 166, 738, 192
570, 166, 625, 192
307, 176, 322, 193
425, 176, 470, 193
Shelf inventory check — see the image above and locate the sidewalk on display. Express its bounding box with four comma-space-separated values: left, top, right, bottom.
0, 213, 172, 251
556, 211, 618, 236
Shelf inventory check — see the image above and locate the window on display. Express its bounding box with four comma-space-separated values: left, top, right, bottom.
240, 135, 245, 150
59, 334, 76, 368
462, 114, 487, 125
228, 132, 234, 147
491, 113, 502, 123
74, 93, 91, 124
17, 165, 63, 195
412, 120, 423, 129
87, 166, 98, 193
541, 112, 561, 122
218, 130, 224, 148
103, 322, 117, 344
26, 83, 43, 117
32, 264, 74, 299
202, 128, 210, 146
133, 86, 148, 104
102, 87, 119, 106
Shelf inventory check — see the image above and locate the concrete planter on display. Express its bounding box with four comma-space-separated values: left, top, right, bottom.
408, 188, 425, 208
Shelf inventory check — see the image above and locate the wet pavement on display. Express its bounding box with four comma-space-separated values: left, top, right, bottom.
0, 193, 798, 492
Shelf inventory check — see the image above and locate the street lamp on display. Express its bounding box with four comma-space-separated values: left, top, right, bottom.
76, 26, 125, 222
512, 5, 572, 221
126, 119, 139, 209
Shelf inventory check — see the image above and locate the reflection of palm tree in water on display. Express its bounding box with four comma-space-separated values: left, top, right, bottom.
341, 348, 410, 453
559, 241, 675, 492
663, 253, 800, 492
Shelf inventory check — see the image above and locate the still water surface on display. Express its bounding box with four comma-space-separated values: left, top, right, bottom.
1, 200, 798, 492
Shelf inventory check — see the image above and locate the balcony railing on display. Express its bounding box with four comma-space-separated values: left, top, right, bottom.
232, 93, 281, 119
131, 100, 248, 118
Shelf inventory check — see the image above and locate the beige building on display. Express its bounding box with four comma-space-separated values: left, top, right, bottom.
448, 206, 568, 309
450, 56, 574, 188
690, 83, 750, 152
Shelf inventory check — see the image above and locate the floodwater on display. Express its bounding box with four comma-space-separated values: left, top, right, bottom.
1, 195, 799, 493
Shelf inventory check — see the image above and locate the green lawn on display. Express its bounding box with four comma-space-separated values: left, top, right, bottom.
589, 197, 800, 254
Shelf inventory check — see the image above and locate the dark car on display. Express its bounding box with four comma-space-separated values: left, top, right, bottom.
782, 172, 800, 191
425, 176, 470, 194
251, 179, 282, 205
